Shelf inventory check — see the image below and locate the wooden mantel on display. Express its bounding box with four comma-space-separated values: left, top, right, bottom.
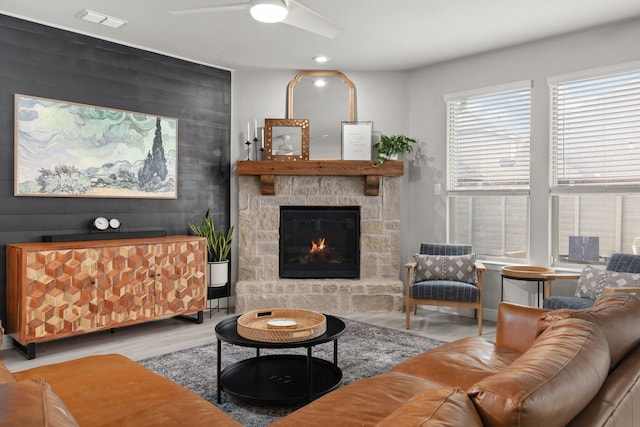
236, 160, 404, 196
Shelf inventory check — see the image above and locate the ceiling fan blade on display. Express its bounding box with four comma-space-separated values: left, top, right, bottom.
170, 2, 252, 15
282, 0, 341, 38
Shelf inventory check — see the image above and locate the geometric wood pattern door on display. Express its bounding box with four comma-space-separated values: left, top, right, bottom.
8, 236, 207, 346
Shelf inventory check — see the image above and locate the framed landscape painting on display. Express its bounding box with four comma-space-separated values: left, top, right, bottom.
14, 94, 178, 198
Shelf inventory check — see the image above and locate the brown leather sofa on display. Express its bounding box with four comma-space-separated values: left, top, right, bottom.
0, 351, 241, 426
271, 294, 640, 427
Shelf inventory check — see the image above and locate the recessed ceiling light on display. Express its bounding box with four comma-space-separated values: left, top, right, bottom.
312, 55, 330, 64
78, 9, 127, 29
80, 10, 105, 24
101, 16, 127, 29
313, 79, 327, 87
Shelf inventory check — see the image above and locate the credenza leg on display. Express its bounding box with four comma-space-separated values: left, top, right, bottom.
13, 339, 36, 360
179, 311, 204, 324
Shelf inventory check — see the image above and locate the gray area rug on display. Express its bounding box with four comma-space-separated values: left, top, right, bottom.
139, 318, 444, 426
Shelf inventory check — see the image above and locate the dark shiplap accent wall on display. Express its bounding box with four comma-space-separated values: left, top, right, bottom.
0, 15, 231, 322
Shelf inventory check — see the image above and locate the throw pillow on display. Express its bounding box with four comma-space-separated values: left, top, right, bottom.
574, 265, 606, 299
601, 270, 640, 292
414, 254, 477, 285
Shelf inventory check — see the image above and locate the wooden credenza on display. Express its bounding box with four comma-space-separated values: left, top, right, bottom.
6, 235, 207, 359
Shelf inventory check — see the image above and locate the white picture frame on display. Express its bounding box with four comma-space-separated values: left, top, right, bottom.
341, 121, 373, 161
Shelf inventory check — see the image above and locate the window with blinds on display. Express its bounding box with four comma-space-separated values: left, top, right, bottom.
550, 64, 640, 190
446, 81, 531, 192
549, 62, 640, 265
445, 82, 531, 259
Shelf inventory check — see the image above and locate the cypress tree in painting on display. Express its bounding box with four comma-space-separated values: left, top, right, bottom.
138, 117, 168, 189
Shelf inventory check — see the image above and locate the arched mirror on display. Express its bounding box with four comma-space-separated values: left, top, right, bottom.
287, 71, 355, 159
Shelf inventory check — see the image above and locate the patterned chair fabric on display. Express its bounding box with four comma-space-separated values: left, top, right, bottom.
420, 243, 472, 256
406, 243, 483, 334
543, 252, 640, 310
411, 280, 479, 303
543, 296, 595, 310
606, 253, 640, 274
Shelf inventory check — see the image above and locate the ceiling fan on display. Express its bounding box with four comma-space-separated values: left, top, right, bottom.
170, 0, 341, 39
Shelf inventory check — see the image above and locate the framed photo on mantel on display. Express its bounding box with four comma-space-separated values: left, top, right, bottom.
341, 121, 373, 161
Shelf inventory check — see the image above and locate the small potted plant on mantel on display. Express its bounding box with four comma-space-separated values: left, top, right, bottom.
373, 134, 417, 166
633, 236, 640, 255
188, 209, 235, 298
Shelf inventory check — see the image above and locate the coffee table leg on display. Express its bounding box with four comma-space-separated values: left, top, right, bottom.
334, 339, 338, 366
307, 346, 313, 402
217, 338, 222, 403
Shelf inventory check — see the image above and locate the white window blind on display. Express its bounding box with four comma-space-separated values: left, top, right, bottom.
446, 82, 531, 191
550, 65, 640, 190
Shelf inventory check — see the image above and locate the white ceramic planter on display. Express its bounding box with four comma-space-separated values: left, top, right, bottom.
633, 246, 640, 255
208, 261, 229, 287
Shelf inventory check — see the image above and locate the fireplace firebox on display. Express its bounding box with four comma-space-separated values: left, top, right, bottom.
279, 206, 360, 278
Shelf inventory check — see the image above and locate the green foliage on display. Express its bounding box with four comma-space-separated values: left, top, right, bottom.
188, 209, 235, 262
373, 134, 417, 166
634, 236, 640, 247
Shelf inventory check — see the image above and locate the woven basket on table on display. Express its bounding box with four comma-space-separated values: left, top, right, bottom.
237, 308, 327, 343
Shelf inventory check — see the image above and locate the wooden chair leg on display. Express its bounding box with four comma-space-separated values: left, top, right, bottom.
477, 308, 483, 335
405, 304, 410, 329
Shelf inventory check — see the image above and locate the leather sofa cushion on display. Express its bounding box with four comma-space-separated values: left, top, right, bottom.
0, 378, 80, 427
375, 387, 483, 427
567, 342, 640, 427
270, 372, 436, 427
0, 360, 16, 385
468, 317, 610, 427
391, 336, 520, 389
14, 354, 241, 427
537, 294, 640, 369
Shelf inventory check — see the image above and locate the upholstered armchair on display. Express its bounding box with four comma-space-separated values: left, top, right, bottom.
543, 252, 640, 310
405, 243, 485, 334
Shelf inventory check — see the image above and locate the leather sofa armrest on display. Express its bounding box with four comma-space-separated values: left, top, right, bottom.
496, 302, 548, 353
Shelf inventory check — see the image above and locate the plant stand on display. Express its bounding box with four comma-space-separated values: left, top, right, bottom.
208, 283, 231, 317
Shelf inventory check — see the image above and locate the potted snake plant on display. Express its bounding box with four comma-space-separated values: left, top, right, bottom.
188, 209, 234, 291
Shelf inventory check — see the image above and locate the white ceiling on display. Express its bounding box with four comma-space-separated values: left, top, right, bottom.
2, 0, 640, 71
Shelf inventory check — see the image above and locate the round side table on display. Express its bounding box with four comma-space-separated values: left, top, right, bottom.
501, 265, 554, 308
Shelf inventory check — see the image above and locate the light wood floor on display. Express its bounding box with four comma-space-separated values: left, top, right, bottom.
1, 307, 496, 372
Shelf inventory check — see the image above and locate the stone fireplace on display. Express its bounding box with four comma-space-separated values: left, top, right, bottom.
236, 173, 403, 314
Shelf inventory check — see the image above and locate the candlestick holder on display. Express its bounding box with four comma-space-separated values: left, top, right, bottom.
245, 139, 252, 160
252, 137, 265, 161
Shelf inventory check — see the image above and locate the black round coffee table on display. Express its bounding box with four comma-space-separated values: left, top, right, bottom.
215, 313, 345, 404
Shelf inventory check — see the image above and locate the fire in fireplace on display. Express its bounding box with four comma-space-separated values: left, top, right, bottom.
279, 206, 360, 278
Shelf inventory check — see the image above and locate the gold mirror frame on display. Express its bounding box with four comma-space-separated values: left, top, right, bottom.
264, 118, 310, 161
287, 71, 356, 121
287, 71, 356, 159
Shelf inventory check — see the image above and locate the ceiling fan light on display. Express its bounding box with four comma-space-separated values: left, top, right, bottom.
250, 1, 288, 23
